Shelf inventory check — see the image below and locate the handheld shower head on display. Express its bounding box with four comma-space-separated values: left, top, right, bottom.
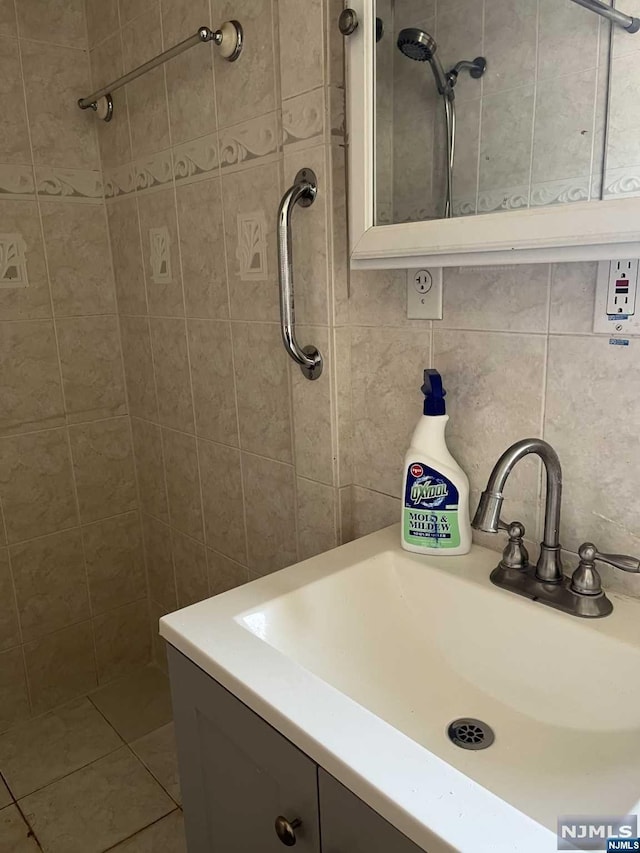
397, 27, 438, 62
397, 27, 450, 97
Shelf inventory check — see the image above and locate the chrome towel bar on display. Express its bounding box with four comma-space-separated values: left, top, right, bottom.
78, 22, 243, 121
277, 169, 323, 381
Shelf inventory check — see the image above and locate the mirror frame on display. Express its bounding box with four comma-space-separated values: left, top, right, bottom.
346, 0, 640, 269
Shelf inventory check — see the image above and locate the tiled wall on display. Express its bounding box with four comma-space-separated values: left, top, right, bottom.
0, 0, 149, 732
346, 262, 640, 601
89, 0, 348, 669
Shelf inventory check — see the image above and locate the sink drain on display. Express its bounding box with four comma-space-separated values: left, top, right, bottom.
447, 718, 494, 750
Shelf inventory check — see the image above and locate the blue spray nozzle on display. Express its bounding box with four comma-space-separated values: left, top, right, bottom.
422, 369, 446, 416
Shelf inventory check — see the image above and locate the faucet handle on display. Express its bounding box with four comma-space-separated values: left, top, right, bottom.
498, 520, 529, 571
571, 542, 640, 597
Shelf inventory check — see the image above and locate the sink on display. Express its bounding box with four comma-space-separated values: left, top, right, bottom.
160, 525, 640, 852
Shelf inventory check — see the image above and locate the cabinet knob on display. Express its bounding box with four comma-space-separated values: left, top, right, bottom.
275, 815, 302, 846
338, 8, 359, 35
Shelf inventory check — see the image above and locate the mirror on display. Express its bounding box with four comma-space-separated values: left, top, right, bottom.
374, 0, 640, 226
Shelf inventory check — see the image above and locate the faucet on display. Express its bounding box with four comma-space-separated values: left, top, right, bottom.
472, 438, 563, 583
474, 438, 640, 618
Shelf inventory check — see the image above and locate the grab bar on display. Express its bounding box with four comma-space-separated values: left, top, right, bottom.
277, 169, 323, 381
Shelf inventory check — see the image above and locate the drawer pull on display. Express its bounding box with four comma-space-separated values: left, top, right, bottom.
275, 815, 302, 846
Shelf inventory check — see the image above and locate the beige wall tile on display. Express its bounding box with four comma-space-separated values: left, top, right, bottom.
21, 41, 99, 170
161, 428, 203, 541
86, 0, 119, 48
351, 326, 431, 496
122, 11, 170, 158
0, 37, 30, 165
296, 478, 337, 561
172, 530, 208, 608
149, 318, 194, 433
83, 512, 146, 615
434, 329, 547, 538
87, 664, 172, 741
352, 486, 400, 539
545, 335, 640, 560
0, 647, 30, 732
119, 0, 156, 27
90, 33, 132, 169
10, 529, 89, 643
57, 316, 127, 422
291, 326, 334, 484
41, 203, 116, 318
442, 265, 551, 332
198, 440, 246, 564
214, 0, 277, 128
0, 548, 20, 651
149, 599, 169, 672
279, 0, 324, 100
483, 0, 537, 95
69, 418, 137, 523
549, 262, 599, 334
222, 161, 281, 322
120, 316, 158, 421
106, 198, 147, 317
348, 269, 407, 328
0, 320, 65, 436
242, 454, 296, 575
93, 600, 151, 683
131, 418, 168, 523
334, 326, 352, 488
206, 549, 248, 596
187, 320, 238, 446
0, 429, 78, 544
0, 200, 52, 321
142, 515, 176, 612
176, 178, 228, 320
0, 0, 16, 37
16, 0, 86, 47
162, 0, 216, 145
232, 323, 292, 463
137, 188, 183, 318
479, 85, 535, 192
24, 621, 97, 715
338, 484, 353, 544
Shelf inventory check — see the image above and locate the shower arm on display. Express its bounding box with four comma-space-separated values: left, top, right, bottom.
570, 0, 640, 33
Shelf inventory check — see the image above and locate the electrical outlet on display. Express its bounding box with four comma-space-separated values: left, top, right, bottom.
593, 260, 640, 335
407, 268, 443, 319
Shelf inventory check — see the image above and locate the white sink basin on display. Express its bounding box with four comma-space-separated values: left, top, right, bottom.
160, 525, 640, 853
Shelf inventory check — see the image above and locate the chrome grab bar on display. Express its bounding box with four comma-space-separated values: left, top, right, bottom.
277, 169, 323, 381
570, 0, 640, 32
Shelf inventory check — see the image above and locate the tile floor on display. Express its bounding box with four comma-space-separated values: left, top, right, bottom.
0, 665, 186, 852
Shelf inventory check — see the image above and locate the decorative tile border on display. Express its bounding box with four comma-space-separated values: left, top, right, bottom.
219, 113, 280, 173
104, 163, 136, 199
283, 88, 325, 150
603, 167, 640, 200
0, 165, 36, 200
134, 150, 174, 195
173, 132, 220, 187
477, 185, 530, 215
530, 176, 591, 208
35, 167, 103, 203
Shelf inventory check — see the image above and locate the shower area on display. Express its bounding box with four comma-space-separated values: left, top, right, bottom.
0, 0, 347, 850
376, 0, 635, 224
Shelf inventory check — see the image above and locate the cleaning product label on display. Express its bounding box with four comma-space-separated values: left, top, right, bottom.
403, 463, 461, 549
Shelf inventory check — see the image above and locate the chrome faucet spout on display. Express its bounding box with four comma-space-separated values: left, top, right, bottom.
473, 438, 563, 583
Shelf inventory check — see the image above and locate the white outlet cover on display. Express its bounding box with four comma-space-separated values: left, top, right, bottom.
407, 268, 443, 319
593, 259, 640, 336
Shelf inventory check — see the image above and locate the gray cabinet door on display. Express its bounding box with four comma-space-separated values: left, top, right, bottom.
319, 769, 426, 853
168, 647, 321, 853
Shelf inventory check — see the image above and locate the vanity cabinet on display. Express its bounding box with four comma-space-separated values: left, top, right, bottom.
168, 647, 426, 853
